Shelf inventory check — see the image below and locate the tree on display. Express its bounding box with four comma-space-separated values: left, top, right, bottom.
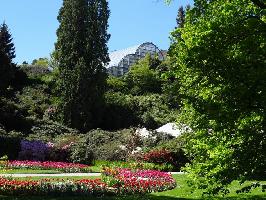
176, 6, 185, 28
0, 22, 16, 93
55, 0, 110, 131
31, 58, 49, 67
169, 0, 266, 194
124, 54, 162, 95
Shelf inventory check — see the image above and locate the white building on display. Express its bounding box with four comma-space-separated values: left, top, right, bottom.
106, 42, 165, 77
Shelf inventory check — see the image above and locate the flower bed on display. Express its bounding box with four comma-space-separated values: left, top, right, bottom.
102, 167, 177, 194
0, 177, 108, 196
0, 168, 177, 196
1, 161, 91, 173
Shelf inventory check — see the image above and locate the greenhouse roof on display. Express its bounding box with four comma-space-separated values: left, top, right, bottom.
106, 44, 141, 69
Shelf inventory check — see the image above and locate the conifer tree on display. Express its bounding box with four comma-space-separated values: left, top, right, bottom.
0, 22, 16, 93
176, 6, 185, 28
55, 0, 110, 131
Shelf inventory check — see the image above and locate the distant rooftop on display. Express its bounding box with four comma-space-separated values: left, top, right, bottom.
106, 42, 165, 76
107, 44, 141, 69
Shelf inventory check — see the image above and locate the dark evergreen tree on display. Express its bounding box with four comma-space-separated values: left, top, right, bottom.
55, 0, 110, 131
0, 22, 16, 93
176, 6, 185, 28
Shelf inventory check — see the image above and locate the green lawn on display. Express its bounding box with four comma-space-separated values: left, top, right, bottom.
0, 174, 265, 199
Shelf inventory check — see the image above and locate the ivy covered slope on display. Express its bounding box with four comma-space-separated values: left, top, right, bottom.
169, 0, 266, 194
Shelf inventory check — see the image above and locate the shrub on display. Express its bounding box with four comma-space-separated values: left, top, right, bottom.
28, 119, 79, 141
0, 97, 31, 133
16, 85, 51, 119
150, 137, 190, 171
142, 149, 173, 164
18, 140, 49, 161
69, 142, 94, 165
103, 92, 178, 130
99, 160, 174, 172
0, 132, 21, 160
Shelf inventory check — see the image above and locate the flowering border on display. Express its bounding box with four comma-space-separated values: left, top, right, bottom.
1, 160, 91, 173
0, 168, 176, 196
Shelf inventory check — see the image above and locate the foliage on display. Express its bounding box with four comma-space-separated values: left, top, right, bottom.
169, 0, 266, 194
153, 136, 190, 171
0, 97, 29, 132
55, 0, 110, 132
96, 160, 174, 172
69, 142, 94, 165
124, 54, 162, 95
107, 76, 128, 93
103, 92, 178, 130
16, 84, 52, 119
69, 129, 132, 163
31, 58, 49, 67
21, 65, 50, 78
0, 132, 21, 160
176, 6, 185, 28
27, 119, 79, 141
0, 22, 16, 93
142, 149, 173, 165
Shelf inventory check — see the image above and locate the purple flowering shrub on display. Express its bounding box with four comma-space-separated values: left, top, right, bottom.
18, 140, 49, 161
17, 140, 74, 162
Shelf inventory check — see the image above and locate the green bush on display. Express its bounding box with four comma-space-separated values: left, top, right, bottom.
103, 92, 178, 130
69, 142, 94, 165
27, 119, 79, 141
147, 136, 190, 171
97, 160, 174, 172
0, 97, 31, 133
68, 129, 133, 163
0, 131, 22, 160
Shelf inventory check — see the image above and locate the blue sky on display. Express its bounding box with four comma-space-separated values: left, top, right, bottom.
0, 0, 192, 64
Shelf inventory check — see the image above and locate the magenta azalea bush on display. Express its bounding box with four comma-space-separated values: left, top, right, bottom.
4, 160, 91, 173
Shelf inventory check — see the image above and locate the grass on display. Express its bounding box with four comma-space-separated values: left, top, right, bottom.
0, 174, 265, 200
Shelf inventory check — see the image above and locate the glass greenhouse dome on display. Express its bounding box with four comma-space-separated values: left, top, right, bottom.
106, 42, 165, 77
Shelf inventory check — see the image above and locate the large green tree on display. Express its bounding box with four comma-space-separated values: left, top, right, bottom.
55, 0, 110, 131
169, 0, 266, 194
0, 22, 16, 93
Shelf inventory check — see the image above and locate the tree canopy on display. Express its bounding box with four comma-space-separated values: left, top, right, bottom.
169, 0, 266, 194
0, 22, 16, 93
55, 0, 110, 131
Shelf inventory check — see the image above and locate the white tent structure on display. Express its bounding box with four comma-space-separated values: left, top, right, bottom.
156, 123, 191, 138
